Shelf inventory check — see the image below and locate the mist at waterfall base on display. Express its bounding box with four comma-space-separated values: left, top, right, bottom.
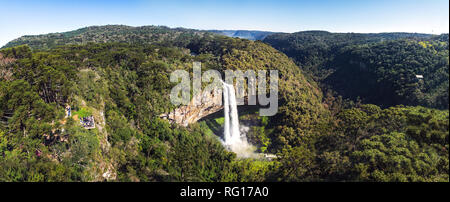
221, 82, 259, 158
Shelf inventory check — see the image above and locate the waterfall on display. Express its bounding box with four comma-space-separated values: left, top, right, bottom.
223, 82, 231, 144
222, 82, 241, 146
222, 81, 254, 157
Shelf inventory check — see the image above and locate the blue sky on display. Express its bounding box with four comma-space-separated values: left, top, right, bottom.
0, 0, 448, 47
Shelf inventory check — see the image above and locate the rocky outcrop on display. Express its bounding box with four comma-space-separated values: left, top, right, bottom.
161, 89, 223, 127
0, 53, 15, 81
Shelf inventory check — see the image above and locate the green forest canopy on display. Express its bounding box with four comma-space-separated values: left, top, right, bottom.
0, 26, 448, 182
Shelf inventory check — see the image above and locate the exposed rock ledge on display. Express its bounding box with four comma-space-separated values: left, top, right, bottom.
160, 89, 223, 127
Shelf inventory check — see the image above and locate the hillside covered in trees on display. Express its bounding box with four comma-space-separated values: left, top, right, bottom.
208, 30, 276, 41
264, 31, 449, 109
0, 26, 448, 182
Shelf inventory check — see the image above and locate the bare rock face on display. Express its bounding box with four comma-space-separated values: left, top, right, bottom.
0, 53, 15, 81
161, 89, 223, 127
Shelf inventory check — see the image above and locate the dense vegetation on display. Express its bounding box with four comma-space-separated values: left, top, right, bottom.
208, 30, 275, 41
264, 31, 449, 109
0, 26, 448, 182
3, 25, 207, 50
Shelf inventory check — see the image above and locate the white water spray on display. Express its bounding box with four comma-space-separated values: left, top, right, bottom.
222, 81, 256, 158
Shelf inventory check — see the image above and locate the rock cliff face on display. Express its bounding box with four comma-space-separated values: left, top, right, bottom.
0, 53, 15, 81
161, 89, 223, 127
